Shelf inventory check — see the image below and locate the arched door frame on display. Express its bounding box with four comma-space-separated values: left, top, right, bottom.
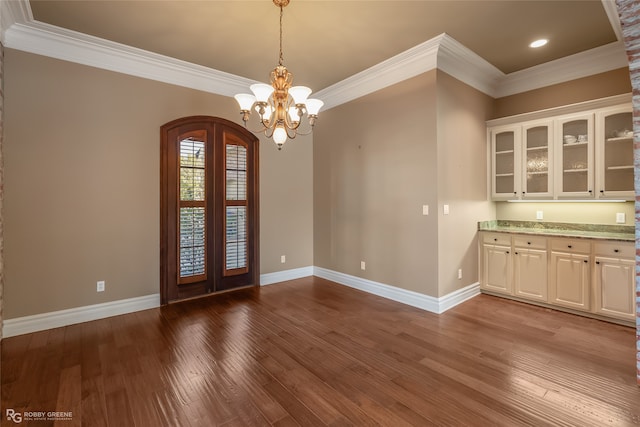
160, 116, 259, 304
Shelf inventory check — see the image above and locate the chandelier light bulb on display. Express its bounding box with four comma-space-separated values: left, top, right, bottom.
234, 94, 256, 111
288, 86, 312, 105
305, 98, 324, 116
250, 83, 275, 103
273, 126, 287, 146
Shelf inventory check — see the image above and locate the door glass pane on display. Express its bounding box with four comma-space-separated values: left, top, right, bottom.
495, 131, 515, 194
180, 139, 206, 201
226, 145, 247, 200
179, 137, 206, 280
180, 207, 206, 277
604, 112, 633, 192
226, 206, 247, 270
525, 126, 548, 194
562, 120, 589, 193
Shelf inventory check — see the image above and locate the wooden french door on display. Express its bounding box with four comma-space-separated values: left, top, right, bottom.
160, 116, 259, 304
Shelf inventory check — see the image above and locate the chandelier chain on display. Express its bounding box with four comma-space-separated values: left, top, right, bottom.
278, 5, 284, 66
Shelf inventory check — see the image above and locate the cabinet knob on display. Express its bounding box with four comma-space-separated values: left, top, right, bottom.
513, 192, 517, 195
515, 252, 519, 255
588, 190, 592, 194
567, 245, 572, 248
522, 192, 526, 195
506, 251, 510, 254
596, 261, 600, 265
600, 190, 604, 194
494, 238, 498, 242
614, 249, 619, 253
583, 260, 588, 263
527, 242, 531, 245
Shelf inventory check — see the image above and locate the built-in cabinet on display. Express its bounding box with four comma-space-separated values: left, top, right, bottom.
548, 239, 591, 312
479, 231, 635, 324
489, 99, 633, 201
513, 236, 547, 301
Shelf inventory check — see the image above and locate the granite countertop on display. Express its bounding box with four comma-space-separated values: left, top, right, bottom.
478, 220, 634, 242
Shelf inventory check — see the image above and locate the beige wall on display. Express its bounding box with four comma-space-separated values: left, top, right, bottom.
4, 49, 313, 319
314, 71, 440, 295
496, 201, 634, 225
436, 71, 495, 296
492, 68, 631, 119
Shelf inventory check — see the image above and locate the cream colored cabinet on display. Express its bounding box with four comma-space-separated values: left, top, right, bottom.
593, 242, 635, 321
488, 99, 633, 201
596, 105, 634, 200
555, 112, 594, 198
513, 236, 547, 301
491, 125, 521, 200
481, 233, 512, 295
549, 239, 591, 312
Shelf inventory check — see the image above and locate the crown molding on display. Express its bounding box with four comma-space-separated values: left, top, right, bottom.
601, 0, 623, 41
437, 34, 503, 97
0, 0, 631, 108
495, 41, 629, 98
0, 0, 31, 44
4, 20, 256, 97
314, 35, 442, 110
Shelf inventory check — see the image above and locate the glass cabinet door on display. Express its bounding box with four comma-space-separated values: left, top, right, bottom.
597, 105, 634, 199
521, 121, 553, 198
491, 125, 521, 199
556, 113, 594, 198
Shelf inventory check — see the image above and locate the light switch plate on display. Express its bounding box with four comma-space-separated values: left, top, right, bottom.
616, 212, 626, 224
360, 261, 366, 270
443, 204, 450, 215
536, 210, 543, 220
422, 205, 429, 216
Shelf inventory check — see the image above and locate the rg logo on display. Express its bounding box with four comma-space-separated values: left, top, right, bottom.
6, 409, 22, 423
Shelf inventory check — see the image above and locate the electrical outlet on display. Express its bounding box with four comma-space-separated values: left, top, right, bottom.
616, 212, 626, 224
281, 255, 286, 263
458, 269, 462, 280
443, 204, 450, 215
97, 280, 105, 292
422, 205, 429, 215
360, 261, 366, 271
536, 210, 543, 220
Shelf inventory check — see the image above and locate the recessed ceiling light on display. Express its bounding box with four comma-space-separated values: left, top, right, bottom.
529, 39, 548, 48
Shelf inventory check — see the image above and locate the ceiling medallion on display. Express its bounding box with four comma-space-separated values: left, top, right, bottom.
234, 0, 323, 150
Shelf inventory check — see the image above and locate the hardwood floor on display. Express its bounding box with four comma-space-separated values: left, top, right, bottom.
2, 276, 639, 426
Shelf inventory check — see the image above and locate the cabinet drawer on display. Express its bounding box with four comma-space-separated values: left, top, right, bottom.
513, 235, 547, 250
593, 241, 634, 259
482, 232, 511, 246
550, 238, 591, 254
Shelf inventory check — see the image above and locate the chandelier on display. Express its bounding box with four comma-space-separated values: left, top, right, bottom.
234, 0, 323, 150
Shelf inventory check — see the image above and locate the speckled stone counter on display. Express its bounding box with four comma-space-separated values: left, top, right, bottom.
478, 220, 634, 242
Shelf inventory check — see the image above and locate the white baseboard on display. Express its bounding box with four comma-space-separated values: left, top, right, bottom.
313, 267, 479, 314
1, 267, 479, 337
260, 266, 314, 286
2, 293, 160, 338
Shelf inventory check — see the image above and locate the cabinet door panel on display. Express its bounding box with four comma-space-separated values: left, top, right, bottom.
514, 249, 547, 301
549, 252, 590, 311
594, 257, 635, 321
483, 245, 512, 294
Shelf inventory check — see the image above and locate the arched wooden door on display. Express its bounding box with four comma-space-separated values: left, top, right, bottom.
160, 116, 259, 304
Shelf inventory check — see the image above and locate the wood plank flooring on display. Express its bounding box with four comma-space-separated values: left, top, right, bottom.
2, 276, 639, 426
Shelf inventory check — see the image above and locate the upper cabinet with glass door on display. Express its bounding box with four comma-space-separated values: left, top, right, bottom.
521, 120, 553, 199
596, 105, 634, 200
487, 97, 632, 201
555, 113, 594, 199
491, 125, 521, 200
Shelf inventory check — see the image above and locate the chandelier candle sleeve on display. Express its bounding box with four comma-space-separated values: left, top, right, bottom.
234, 0, 323, 150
